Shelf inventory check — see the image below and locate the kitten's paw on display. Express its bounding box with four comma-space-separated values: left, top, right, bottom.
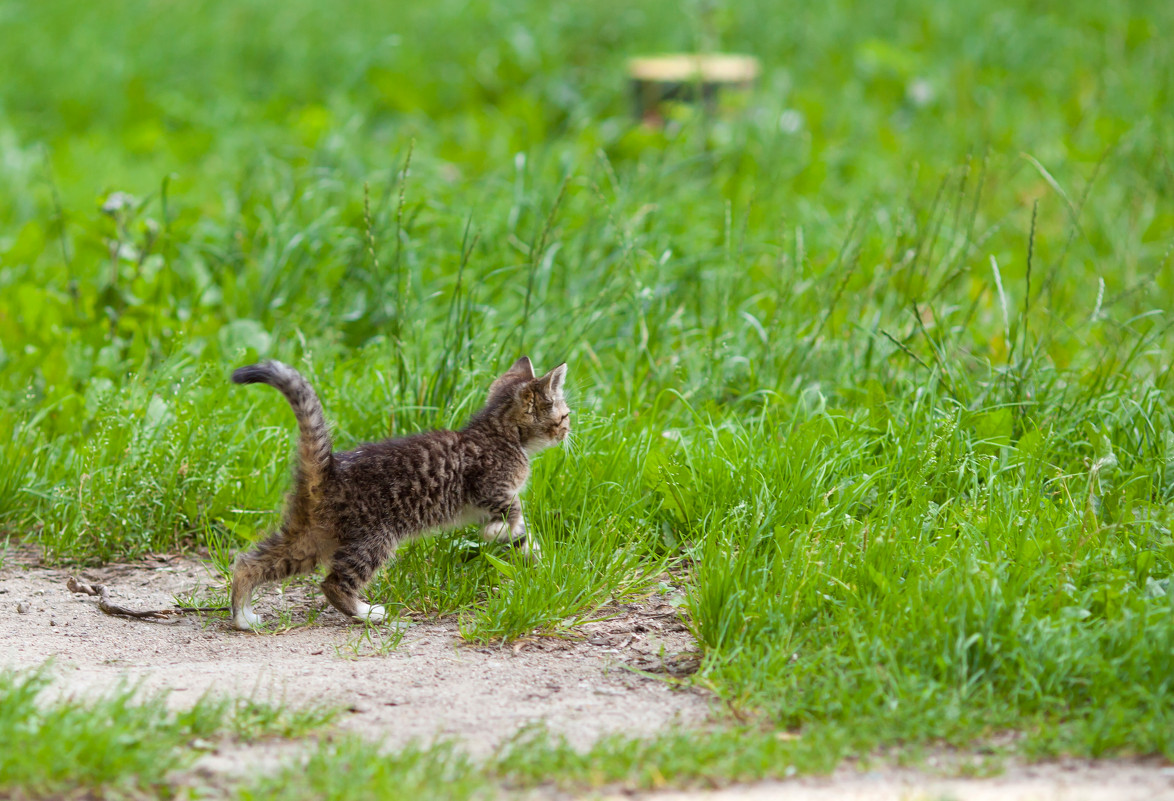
353, 603, 387, 625
524, 538, 543, 563
482, 520, 508, 541
231, 607, 262, 631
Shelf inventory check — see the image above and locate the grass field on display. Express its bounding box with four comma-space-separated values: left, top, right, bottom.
2, 0, 1174, 794
0, 667, 336, 798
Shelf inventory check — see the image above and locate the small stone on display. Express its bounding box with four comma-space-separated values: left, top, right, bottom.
16, 602, 30, 614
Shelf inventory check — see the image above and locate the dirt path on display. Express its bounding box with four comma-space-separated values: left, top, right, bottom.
625, 760, 1174, 800
0, 552, 708, 754
4, 551, 1174, 799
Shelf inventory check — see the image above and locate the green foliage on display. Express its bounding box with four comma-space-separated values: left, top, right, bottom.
0, 667, 336, 799
1, 0, 1173, 779
492, 725, 848, 789
0, 668, 203, 799
230, 697, 339, 742
240, 737, 486, 801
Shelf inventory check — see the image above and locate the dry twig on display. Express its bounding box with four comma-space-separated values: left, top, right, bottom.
66, 576, 227, 623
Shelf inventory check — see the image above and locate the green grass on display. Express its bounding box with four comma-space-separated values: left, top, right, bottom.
240, 737, 488, 801
491, 725, 849, 790
1, 0, 1173, 783
0, 667, 337, 799
237, 728, 843, 800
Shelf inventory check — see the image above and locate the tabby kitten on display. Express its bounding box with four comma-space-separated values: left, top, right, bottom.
228, 356, 569, 631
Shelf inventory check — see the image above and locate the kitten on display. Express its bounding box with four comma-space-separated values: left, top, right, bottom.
228, 356, 569, 631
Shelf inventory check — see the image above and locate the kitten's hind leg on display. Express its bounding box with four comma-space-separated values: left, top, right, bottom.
230, 529, 316, 631
321, 550, 385, 624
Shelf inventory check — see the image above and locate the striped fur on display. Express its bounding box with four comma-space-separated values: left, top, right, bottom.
227, 357, 570, 632
231, 362, 333, 501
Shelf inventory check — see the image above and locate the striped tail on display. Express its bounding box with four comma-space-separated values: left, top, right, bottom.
232, 361, 333, 498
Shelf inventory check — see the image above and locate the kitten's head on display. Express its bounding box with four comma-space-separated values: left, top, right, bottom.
486, 356, 570, 452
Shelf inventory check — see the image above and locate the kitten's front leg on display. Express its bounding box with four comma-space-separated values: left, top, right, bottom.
481, 496, 540, 561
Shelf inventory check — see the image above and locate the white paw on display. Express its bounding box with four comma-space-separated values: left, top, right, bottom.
482, 520, 508, 541
231, 607, 262, 631
524, 538, 542, 563
353, 603, 387, 625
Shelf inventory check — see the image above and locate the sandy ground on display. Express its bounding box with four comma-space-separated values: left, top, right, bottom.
3, 550, 1174, 800
624, 760, 1174, 801
0, 550, 707, 755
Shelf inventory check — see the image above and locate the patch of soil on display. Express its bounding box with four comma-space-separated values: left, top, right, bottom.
5, 552, 1174, 799
0, 553, 709, 755
625, 759, 1174, 800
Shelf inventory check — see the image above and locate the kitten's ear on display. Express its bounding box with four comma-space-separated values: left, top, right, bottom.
538, 363, 567, 396
506, 356, 535, 379
488, 356, 536, 399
